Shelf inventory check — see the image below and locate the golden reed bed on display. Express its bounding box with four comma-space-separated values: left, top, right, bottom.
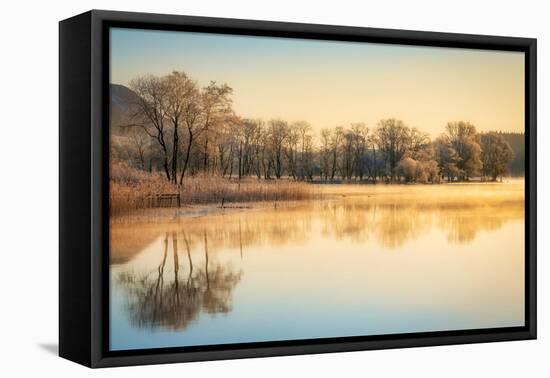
110, 164, 316, 215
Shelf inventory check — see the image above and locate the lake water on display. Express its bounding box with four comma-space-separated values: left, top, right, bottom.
110, 181, 525, 351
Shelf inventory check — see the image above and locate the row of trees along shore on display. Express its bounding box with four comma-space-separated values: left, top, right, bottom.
113, 70, 518, 187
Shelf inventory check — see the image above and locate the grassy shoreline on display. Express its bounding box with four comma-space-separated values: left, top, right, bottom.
111, 179, 524, 220
110, 175, 318, 216
110, 163, 523, 216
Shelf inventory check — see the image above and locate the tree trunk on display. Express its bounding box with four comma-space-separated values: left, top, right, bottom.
179, 132, 193, 185
163, 156, 171, 181
171, 122, 179, 185
203, 132, 209, 172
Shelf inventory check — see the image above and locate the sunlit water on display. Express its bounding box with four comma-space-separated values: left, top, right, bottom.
110, 181, 525, 351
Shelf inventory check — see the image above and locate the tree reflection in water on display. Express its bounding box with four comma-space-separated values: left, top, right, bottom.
117, 230, 242, 330
111, 183, 525, 344
112, 193, 524, 266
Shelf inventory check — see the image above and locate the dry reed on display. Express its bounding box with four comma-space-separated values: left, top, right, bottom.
110, 161, 315, 215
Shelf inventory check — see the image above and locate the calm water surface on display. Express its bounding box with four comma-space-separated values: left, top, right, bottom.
110, 181, 525, 351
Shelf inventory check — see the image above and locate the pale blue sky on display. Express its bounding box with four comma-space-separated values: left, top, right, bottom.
110, 27, 524, 136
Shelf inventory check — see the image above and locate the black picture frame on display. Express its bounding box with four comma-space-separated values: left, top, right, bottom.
59, 9, 537, 368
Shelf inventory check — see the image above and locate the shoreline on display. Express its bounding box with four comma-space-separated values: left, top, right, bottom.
110, 198, 319, 223
110, 179, 525, 223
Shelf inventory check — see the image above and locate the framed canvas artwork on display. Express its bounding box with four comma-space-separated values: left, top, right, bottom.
59, 10, 536, 367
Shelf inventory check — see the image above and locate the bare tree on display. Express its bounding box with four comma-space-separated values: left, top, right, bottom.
374, 119, 410, 182
267, 119, 289, 179
444, 121, 482, 180
164, 71, 196, 184
480, 132, 514, 181
130, 128, 148, 170
320, 128, 332, 181
330, 127, 343, 180
351, 123, 368, 181
302, 133, 314, 181
434, 136, 460, 182
341, 129, 355, 180
294, 121, 313, 180
178, 81, 203, 184
199, 82, 233, 174
285, 124, 300, 180
128, 75, 171, 181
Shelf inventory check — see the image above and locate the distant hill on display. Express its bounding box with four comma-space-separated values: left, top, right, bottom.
111, 83, 136, 112
110, 84, 139, 135
498, 132, 525, 176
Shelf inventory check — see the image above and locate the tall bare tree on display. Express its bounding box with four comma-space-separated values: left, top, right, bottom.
164, 71, 196, 184
178, 81, 203, 184
330, 127, 343, 180
375, 119, 410, 182
319, 128, 332, 181
480, 132, 514, 181
128, 75, 171, 180
267, 119, 289, 179
199, 82, 233, 174
445, 121, 482, 180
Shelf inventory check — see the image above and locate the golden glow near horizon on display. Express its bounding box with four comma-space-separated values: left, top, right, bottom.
111, 28, 525, 137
